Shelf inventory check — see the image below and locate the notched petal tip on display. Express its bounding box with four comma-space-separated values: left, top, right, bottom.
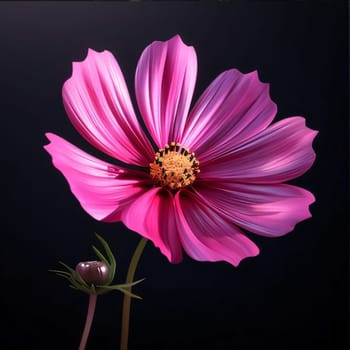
233, 246, 260, 267
307, 125, 319, 140
43, 132, 56, 150
171, 33, 183, 41
44, 132, 67, 146
44, 131, 52, 141
169, 33, 194, 48
78, 47, 104, 61
64, 48, 112, 83
291, 116, 319, 160
224, 67, 273, 91
293, 116, 318, 133
151, 34, 194, 50
248, 69, 275, 96
247, 69, 259, 78
305, 189, 316, 218
87, 47, 100, 55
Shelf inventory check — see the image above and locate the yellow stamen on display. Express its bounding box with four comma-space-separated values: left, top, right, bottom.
150, 142, 200, 190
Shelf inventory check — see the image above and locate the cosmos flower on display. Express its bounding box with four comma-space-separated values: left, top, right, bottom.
44, 35, 317, 266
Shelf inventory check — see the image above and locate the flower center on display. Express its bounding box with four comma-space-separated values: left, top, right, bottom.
149, 142, 200, 190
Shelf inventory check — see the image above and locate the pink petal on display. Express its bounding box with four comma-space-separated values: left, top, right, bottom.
44, 133, 150, 221
201, 117, 318, 183
63, 49, 154, 167
135, 35, 197, 148
181, 70, 276, 162
121, 187, 183, 263
174, 190, 259, 266
194, 182, 315, 237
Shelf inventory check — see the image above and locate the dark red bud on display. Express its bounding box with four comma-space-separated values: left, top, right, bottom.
75, 261, 109, 285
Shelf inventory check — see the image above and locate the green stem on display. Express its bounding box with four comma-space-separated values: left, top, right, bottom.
120, 237, 148, 350
79, 292, 97, 350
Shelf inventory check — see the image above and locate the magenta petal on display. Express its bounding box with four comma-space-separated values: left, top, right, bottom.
201, 117, 318, 183
182, 70, 276, 162
44, 133, 149, 221
135, 35, 197, 148
121, 188, 183, 263
174, 190, 259, 266
63, 49, 154, 167
194, 183, 315, 237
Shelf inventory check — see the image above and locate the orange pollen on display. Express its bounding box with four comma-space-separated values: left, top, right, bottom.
149, 142, 200, 190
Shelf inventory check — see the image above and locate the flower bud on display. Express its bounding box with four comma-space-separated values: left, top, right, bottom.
75, 261, 109, 285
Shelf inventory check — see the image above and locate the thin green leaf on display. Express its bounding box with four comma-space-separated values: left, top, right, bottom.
101, 285, 142, 299
58, 262, 89, 288
95, 233, 116, 283
69, 277, 90, 294
72, 270, 90, 289
54, 273, 72, 281
50, 264, 92, 293
49, 269, 71, 276
92, 245, 109, 265
95, 233, 114, 261
117, 287, 143, 300
53, 272, 90, 294
58, 261, 75, 274
58, 270, 89, 292
113, 278, 145, 289
95, 233, 116, 267
59, 261, 90, 289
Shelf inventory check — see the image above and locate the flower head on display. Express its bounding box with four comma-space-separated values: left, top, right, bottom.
44, 35, 317, 266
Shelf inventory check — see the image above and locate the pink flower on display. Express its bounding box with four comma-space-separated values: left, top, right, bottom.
44, 35, 317, 266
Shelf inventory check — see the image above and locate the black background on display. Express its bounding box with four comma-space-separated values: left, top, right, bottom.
1, 2, 348, 350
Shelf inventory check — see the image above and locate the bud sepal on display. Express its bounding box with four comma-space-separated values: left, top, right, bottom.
50, 233, 144, 298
